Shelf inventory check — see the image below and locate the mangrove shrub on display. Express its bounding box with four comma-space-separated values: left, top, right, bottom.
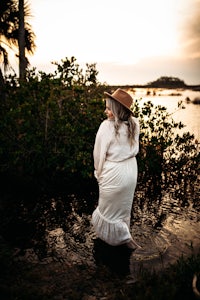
0, 57, 199, 198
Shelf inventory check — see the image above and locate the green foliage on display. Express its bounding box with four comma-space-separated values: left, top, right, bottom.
133, 98, 199, 198
0, 57, 199, 196
0, 57, 105, 181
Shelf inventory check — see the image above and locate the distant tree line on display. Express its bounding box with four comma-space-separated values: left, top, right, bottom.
147, 76, 186, 88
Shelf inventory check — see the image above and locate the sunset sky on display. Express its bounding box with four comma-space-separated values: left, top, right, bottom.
24, 0, 200, 85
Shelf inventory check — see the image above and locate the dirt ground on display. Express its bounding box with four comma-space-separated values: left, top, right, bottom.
0, 238, 141, 300
1, 236, 199, 300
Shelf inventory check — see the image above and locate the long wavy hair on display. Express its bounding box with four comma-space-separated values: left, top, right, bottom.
106, 97, 137, 145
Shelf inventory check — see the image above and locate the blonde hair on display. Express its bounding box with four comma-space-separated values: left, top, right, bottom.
106, 97, 136, 145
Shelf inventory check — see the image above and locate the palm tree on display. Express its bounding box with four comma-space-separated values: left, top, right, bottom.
19, 0, 26, 80
0, 0, 36, 82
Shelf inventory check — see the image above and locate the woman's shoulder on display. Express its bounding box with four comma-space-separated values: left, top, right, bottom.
100, 118, 114, 128
97, 119, 114, 133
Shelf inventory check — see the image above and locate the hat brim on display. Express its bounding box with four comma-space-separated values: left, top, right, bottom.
104, 91, 133, 113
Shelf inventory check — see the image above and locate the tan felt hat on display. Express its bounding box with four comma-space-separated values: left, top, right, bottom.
104, 88, 133, 112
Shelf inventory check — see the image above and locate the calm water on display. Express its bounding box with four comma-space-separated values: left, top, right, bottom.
129, 88, 200, 140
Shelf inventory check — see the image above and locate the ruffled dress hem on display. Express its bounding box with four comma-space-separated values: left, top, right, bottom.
91, 207, 132, 246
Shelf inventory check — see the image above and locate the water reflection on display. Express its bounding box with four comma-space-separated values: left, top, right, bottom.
44, 225, 134, 276
129, 88, 200, 139
16, 187, 198, 279
6, 165, 199, 277
127, 187, 200, 277
129, 216, 200, 277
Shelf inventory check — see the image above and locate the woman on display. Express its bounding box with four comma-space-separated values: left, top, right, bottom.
91, 88, 141, 250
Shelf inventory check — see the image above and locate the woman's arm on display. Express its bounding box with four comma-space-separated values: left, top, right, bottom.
93, 120, 112, 179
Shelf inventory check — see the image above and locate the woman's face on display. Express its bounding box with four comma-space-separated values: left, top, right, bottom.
105, 99, 114, 119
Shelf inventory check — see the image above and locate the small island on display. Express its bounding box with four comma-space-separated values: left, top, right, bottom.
109, 76, 200, 91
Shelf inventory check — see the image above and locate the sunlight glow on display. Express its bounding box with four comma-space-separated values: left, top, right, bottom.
30, 0, 181, 64
24, 0, 200, 84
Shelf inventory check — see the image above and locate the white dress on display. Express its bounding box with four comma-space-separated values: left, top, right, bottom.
91, 117, 140, 246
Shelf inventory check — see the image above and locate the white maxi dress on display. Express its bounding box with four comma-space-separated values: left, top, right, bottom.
91, 117, 140, 246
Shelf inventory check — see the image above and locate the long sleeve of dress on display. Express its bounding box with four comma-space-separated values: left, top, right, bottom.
93, 120, 112, 180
